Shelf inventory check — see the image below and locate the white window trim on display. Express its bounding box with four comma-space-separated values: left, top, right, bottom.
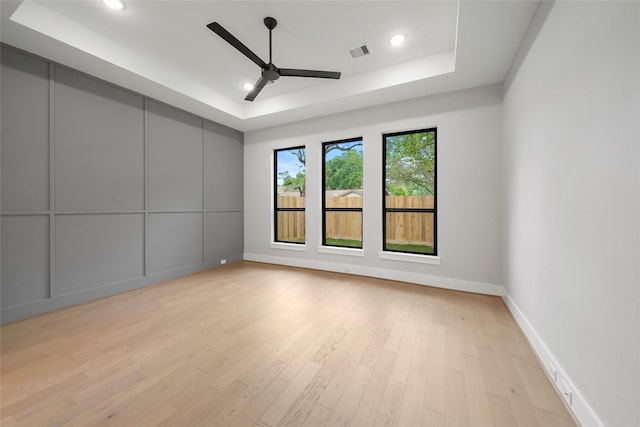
318, 246, 364, 257
378, 250, 440, 265
270, 242, 307, 252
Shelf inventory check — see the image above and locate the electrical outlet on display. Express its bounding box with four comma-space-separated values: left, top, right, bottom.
548, 361, 558, 382
561, 380, 573, 406
220, 259, 227, 265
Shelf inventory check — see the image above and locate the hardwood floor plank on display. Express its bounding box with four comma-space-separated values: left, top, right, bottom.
67, 364, 204, 426
303, 404, 333, 427
398, 370, 426, 427
477, 347, 509, 399
0, 415, 18, 427
359, 328, 391, 368
161, 381, 245, 426
383, 319, 407, 352
135, 402, 177, 427
260, 361, 320, 427
488, 333, 542, 427
325, 363, 372, 426
212, 359, 287, 425
409, 332, 430, 374
228, 378, 289, 427
512, 354, 569, 415
486, 394, 518, 427
316, 319, 379, 409
423, 407, 446, 427
445, 368, 470, 427
373, 379, 405, 427
350, 350, 397, 426
462, 354, 493, 427
424, 324, 446, 413
277, 375, 330, 426
535, 407, 577, 427
0, 262, 575, 427
389, 318, 418, 384
278, 315, 344, 383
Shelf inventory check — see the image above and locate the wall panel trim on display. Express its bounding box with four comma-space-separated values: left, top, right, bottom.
1, 44, 244, 323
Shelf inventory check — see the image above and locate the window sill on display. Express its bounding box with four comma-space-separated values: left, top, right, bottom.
318, 246, 364, 257
270, 242, 307, 252
378, 251, 440, 265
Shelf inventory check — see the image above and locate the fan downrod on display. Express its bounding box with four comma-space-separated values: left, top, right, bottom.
264, 17, 277, 30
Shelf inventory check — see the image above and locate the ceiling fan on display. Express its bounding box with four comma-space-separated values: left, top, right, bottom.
207, 17, 341, 101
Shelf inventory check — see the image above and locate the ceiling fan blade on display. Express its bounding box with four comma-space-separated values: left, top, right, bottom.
244, 76, 269, 102
207, 22, 267, 69
279, 69, 341, 79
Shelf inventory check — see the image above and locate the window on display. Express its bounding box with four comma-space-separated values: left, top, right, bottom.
322, 138, 363, 248
383, 128, 437, 255
274, 146, 306, 244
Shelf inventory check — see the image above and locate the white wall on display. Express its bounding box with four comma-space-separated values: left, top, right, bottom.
245, 84, 503, 295
502, 2, 640, 426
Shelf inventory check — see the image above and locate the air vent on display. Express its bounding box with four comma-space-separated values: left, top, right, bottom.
347, 44, 370, 59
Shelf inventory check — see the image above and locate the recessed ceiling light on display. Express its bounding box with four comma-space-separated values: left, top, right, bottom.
390, 34, 406, 47
101, 0, 124, 10
243, 82, 255, 92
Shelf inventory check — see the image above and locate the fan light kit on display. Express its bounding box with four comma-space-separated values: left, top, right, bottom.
207, 17, 341, 101
101, 0, 124, 10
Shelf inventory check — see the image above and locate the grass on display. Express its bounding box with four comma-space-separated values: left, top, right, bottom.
325, 238, 362, 248
324, 239, 434, 255
287, 238, 433, 254
385, 243, 434, 254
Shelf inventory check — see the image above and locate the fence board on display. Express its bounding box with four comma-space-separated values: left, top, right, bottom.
277, 196, 305, 242
276, 195, 435, 245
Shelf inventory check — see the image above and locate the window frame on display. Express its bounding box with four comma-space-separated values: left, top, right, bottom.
321, 137, 364, 249
274, 145, 306, 245
382, 128, 437, 256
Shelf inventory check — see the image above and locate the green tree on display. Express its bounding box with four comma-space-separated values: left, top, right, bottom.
385, 131, 435, 195
279, 171, 306, 196
386, 183, 408, 196
325, 149, 363, 190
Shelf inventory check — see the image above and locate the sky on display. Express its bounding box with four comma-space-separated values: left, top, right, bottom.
276, 140, 363, 185
276, 149, 304, 185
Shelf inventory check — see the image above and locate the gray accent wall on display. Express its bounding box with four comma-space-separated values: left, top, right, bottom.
0, 45, 244, 323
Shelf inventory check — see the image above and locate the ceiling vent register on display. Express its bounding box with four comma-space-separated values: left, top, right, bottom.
348, 44, 370, 59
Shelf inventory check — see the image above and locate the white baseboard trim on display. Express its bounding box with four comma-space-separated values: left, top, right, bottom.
243, 252, 503, 296
502, 292, 604, 427
0, 260, 231, 324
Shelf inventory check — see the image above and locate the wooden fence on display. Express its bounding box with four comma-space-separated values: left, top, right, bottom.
276, 196, 305, 242
385, 195, 435, 246
276, 195, 434, 245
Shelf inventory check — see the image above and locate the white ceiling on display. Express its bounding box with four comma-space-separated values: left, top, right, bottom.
1, 0, 540, 131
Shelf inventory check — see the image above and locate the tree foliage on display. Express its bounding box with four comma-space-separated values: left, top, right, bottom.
278, 148, 307, 196
279, 171, 306, 196
385, 131, 435, 195
325, 149, 363, 190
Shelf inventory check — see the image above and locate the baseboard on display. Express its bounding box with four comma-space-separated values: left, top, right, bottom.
502, 292, 604, 427
0, 260, 226, 324
243, 252, 503, 296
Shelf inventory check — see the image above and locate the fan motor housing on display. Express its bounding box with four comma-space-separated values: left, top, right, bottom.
263, 68, 280, 81
264, 17, 278, 30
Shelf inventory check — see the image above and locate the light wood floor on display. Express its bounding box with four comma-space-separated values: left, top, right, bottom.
1, 261, 576, 427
